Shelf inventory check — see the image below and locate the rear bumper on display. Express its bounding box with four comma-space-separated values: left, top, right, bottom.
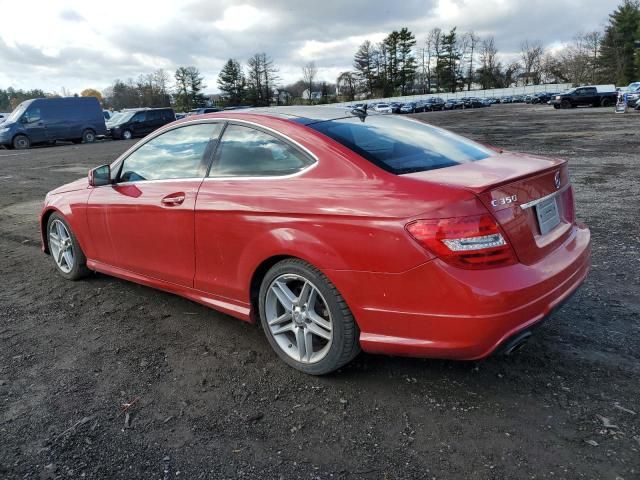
326, 223, 591, 360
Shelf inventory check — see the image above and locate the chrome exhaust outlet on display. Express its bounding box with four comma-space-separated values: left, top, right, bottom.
499, 330, 532, 356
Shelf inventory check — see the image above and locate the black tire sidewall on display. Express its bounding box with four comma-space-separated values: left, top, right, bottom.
258, 260, 357, 375
13, 135, 30, 149
82, 129, 96, 143
46, 213, 89, 281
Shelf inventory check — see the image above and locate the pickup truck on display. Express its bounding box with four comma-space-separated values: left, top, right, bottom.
552, 85, 617, 109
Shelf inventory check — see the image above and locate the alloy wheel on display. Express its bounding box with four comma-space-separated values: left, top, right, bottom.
49, 219, 75, 273
265, 274, 333, 364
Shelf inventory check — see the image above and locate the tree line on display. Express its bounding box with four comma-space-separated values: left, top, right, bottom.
338, 0, 640, 100
1, 1, 638, 111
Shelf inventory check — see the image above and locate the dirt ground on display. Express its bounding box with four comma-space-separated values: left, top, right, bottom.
0, 104, 639, 480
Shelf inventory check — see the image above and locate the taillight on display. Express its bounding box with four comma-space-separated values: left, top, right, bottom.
406, 214, 518, 269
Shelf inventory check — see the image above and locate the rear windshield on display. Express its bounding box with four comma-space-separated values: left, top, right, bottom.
309, 115, 493, 174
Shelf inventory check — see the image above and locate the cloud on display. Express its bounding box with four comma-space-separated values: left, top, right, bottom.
0, 0, 616, 94
59, 9, 85, 22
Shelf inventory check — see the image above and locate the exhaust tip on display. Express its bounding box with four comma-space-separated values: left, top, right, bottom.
499, 331, 532, 356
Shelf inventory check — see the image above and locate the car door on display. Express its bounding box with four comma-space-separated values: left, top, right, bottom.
194, 122, 316, 300
575, 88, 589, 106
146, 110, 163, 133
585, 87, 598, 105
129, 111, 147, 137
21, 106, 48, 144
86, 122, 224, 287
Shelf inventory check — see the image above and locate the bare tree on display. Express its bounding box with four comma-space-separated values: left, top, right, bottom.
429, 28, 443, 92
520, 40, 544, 84
478, 37, 499, 89
583, 31, 602, 83
463, 31, 480, 91
302, 61, 317, 102
418, 29, 440, 93
337, 71, 357, 101
246, 53, 279, 107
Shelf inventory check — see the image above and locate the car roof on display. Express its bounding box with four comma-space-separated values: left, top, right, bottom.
204, 106, 387, 125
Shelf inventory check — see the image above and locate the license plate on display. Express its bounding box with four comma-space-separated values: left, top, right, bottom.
535, 197, 561, 235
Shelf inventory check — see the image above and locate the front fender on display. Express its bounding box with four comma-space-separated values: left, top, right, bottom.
40, 189, 91, 255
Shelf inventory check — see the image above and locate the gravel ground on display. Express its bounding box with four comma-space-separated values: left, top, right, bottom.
0, 104, 639, 480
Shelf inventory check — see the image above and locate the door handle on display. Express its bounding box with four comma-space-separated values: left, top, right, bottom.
161, 194, 185, 206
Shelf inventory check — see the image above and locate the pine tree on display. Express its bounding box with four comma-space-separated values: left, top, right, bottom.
353, 40, 378, 97
383, 30, 400, 92
437, 28, 461, 93
174, 66, 205, 111
397, 28, 417, 95
217, 59, 246, 106
599, 0, 640, 84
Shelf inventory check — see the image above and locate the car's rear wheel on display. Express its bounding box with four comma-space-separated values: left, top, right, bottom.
259, 259, 360, 375
601, 98, 612, 107
122, 129, 133, 140
82, 129, 96, 143
13, 134, 30, 149
47, 213, 90, 280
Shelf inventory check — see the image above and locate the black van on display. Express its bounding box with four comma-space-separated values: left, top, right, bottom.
0, 97, 107, 149
107, 108, 176, 140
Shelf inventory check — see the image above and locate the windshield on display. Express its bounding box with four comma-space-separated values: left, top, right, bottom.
6, 103, 29, 123
107, 112, 123, 124
309, 115, 493, 175
112, 111, 136, 124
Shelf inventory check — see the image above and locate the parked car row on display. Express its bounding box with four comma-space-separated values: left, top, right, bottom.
0, 97, 107, 149
0, 98, 245, 149
349, 96, 494, 115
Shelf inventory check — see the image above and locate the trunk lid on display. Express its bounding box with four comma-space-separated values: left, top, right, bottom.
405, 152, 576, 265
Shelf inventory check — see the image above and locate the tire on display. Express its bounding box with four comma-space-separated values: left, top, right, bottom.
82, 129, 96, 143
121, 129, 133, 140
561, 99, 572, 109
46, 213, 90, 281
258, 259, 360, 375
13, 134, 30, 150
553, 105, 560, 109
601, 98, 612, 108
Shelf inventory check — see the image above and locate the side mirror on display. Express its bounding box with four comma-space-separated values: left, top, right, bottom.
88, 164, 111, 187
20, 116, 28, 124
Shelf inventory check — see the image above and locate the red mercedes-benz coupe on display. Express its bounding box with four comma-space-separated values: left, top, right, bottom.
40, 107, 590, 374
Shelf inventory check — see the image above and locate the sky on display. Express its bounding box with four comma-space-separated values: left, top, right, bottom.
0, 0, 618, 95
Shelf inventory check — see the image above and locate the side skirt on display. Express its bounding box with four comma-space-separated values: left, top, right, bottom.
86, 259, 252, 322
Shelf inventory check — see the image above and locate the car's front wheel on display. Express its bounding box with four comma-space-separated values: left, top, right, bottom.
259, 259, 360, 375
13, 134, 30, 149
122, 129, 133, 140
47, 213, 90, 280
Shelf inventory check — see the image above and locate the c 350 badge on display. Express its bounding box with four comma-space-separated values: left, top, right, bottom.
491, 195, 518, 208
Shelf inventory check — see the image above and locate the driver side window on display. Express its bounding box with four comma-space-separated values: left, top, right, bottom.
23, 108, 41, 124
118, 123, 223, 182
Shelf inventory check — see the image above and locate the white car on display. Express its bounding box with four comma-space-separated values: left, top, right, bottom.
373, 103, 392, 114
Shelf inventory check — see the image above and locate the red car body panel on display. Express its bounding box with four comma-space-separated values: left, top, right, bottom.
40, 110, 591, 360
